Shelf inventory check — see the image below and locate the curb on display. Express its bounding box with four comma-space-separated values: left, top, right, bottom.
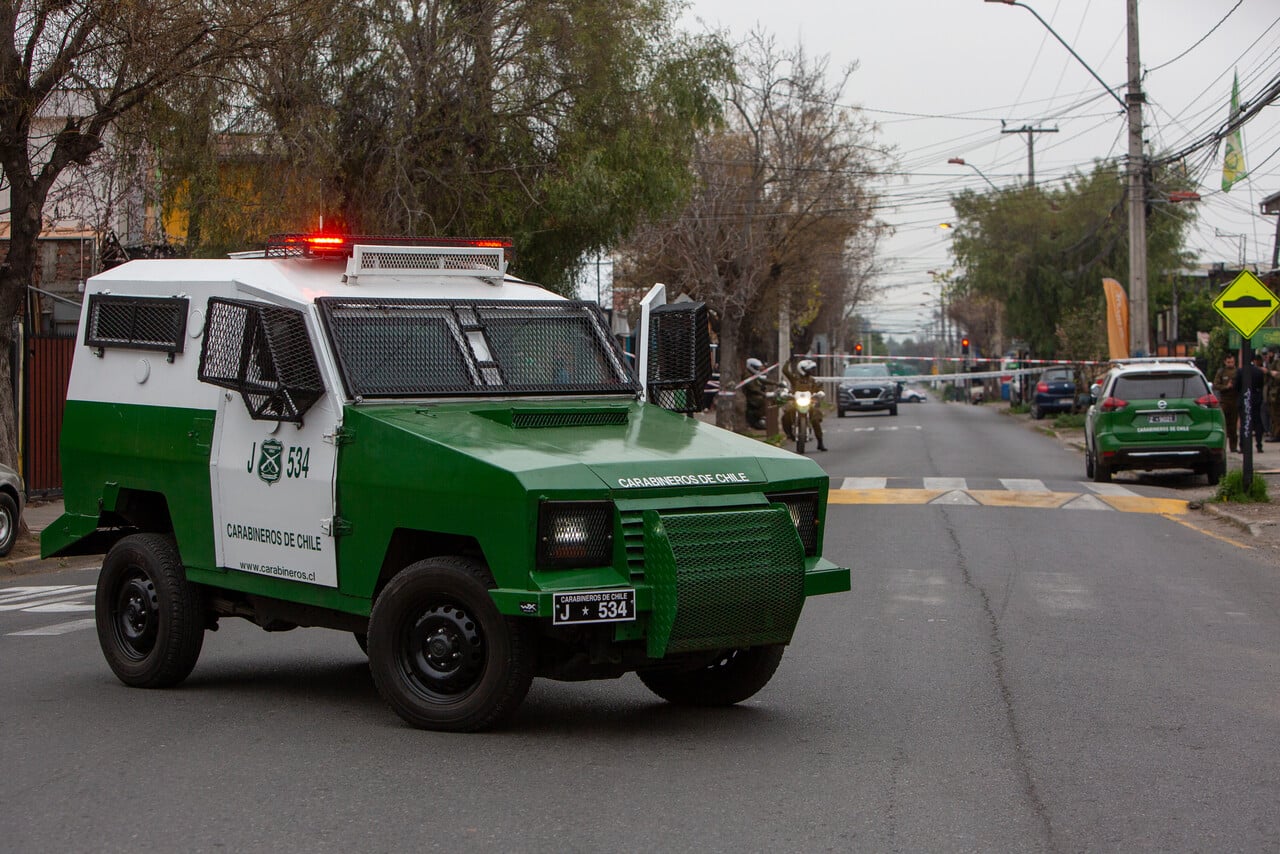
1198, 502, 1274, 537
0, 550, 99, 577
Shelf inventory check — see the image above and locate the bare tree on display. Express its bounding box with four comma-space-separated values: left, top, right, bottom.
617, 33, 887, 429
0, 0, 319, 468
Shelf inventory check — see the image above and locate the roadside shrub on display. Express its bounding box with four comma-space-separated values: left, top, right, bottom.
1007, 403, 1030, 415
1052, 413, 1086, 430
1213, 469, 1270, 503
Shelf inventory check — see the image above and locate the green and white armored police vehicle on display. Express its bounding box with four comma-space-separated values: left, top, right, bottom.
43, 233, 850, 730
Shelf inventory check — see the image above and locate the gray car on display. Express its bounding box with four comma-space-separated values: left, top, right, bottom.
0, 462, 25, 557
837, 363, 901, 416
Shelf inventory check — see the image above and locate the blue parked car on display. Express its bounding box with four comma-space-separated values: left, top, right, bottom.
1030, 366, 1078, 419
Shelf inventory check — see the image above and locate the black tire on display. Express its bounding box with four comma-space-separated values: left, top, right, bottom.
1085, 447, 1095, 479
638, 645, 786, 706
96, 533, 205, 688
367, 557, 534, 732
354, 632, 369, 655
1031, 405, 1043, 420
889, 405, 898, 416
0, 492, 17, 557
837, 408, 846, 418
1207, 460, 1226, 486
1091, 446, 1112, 483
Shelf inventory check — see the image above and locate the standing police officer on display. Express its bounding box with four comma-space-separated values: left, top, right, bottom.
1214, 353, 1240, 453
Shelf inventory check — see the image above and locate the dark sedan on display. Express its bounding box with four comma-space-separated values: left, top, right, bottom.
1030, 367, 1078, 419
838, 363, 900, 416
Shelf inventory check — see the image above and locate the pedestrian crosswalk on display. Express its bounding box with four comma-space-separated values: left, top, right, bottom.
1, 585, 95, 636
829, 477, 1188, 514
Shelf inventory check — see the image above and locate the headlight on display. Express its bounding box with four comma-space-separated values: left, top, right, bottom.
766, 490, 819, 556
795, 390, 813, 410
537, 501, 614, 568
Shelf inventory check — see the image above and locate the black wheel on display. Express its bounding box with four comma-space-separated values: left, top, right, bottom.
1091, 445, 1112, 483
354, 632, 369, 655
837, 408, 846, 418
1031, 405, 1043, 420
1085, 446, 1095, 479
0, 492, 17, 557
889, 405, 898, 416
96, 534, 205, 688
638, 645, 786, 706
367, 557, 534, 731
1207, 460, 1226, 486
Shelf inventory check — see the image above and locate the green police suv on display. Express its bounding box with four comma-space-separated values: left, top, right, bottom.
1085, 360, 1226, 485
43, 234, 849, 731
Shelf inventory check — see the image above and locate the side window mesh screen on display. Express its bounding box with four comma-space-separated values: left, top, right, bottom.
198, 298, 324, 423
85, 295, 188, 353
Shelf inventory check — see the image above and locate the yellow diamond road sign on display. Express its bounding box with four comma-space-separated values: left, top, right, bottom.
1213, 270, 1280, 340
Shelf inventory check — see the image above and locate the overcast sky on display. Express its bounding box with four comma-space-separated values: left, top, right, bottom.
677, 0, 1280, 340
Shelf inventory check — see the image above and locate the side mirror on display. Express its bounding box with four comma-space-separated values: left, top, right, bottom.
1089, 383, 1101, 399
645, 301, 711, 414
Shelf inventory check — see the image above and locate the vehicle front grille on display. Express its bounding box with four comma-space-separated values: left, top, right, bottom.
645, 507, 805, 656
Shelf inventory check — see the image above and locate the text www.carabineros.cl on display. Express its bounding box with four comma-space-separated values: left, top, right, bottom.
239, 561, 316, 582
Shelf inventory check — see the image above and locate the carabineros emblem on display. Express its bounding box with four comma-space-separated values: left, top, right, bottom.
257, 438, 283, 484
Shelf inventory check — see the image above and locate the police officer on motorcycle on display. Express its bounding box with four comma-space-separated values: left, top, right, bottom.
782, 358, 827, 451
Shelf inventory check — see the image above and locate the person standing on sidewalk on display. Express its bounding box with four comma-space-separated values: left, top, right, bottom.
1266, 350, 1280, 442
1214, 353, 1240, 453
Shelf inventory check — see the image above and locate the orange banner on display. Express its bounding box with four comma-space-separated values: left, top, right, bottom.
1102, 278, 1129, 360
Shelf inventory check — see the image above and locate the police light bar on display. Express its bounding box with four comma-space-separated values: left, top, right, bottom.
266, 233, 514, 259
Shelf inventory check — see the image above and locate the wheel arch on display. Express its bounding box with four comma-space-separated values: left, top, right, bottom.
370, 528, 487, 600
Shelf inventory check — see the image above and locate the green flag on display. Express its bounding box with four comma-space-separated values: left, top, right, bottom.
1222, 70, 1247, 192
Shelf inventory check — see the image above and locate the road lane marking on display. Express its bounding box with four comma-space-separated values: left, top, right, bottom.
1165, 514, 1252, 549
1084, 483, 1141, 496
0, 585, 95, 611
1000, 478, 1048, 492
841, 477, 887, 490
827, 487, 1188, 515
1062, 494, 1112, 510
970, 489, 1076, 508
923, 477, 967, 491
828, 488, 945, 505
8, 618, 96, 637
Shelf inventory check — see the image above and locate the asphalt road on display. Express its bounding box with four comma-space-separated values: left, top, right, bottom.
2, 399, 1277, 852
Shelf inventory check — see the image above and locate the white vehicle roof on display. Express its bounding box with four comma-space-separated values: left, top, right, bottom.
89, 238, 562, 307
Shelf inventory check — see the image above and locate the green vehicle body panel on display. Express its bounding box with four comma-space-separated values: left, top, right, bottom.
45, 392, 847, 650
335, 399, 837, 619
43, 401, 217, 568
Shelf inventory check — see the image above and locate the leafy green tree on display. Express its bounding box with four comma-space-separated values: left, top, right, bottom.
0, 0, 315, 469
948, 161, 1194, 358
258, 0, 731, 295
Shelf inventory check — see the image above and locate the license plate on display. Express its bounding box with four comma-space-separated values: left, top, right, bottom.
552, 589, 636, 625
1148, 414, 1176, 424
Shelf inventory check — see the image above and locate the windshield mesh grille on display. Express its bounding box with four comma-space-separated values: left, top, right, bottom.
317, 298, 638, 399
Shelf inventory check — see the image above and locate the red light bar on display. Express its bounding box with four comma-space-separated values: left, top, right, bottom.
265, 233, 514, 258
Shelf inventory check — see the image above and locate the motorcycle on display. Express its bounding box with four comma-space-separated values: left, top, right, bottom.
778, 388, 824, 454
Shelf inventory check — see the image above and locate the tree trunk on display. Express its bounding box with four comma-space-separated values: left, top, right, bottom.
0, 177, 44, 472
714, 312, 739, 430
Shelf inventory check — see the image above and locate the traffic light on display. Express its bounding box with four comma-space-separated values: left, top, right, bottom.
854, 343, 863, 355
961, 337, 970, 355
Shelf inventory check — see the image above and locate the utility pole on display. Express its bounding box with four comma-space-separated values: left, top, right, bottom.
1126, 0, 1148, 356
1000, 123, 1058, 187
987, 0, 1148, 356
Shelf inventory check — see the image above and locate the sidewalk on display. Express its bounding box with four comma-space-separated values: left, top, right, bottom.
0, 496, 99, 577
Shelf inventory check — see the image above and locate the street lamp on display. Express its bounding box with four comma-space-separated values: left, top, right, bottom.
986, 0, 1149, 356
947, 157, 999, 191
